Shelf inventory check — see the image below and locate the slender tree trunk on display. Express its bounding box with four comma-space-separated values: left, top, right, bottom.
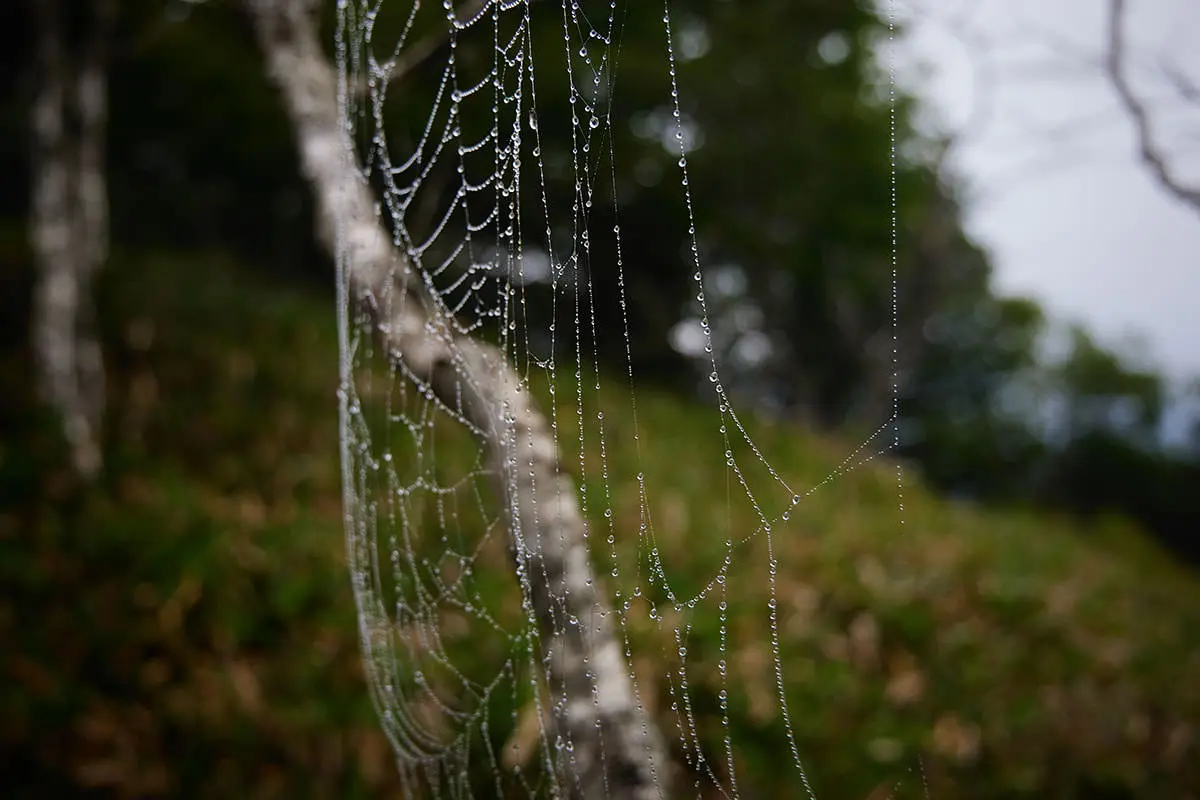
244, 3, 666, 797
30, 0, 112, 479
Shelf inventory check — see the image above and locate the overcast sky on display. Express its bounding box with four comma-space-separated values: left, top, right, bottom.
893, 0, 1200, 384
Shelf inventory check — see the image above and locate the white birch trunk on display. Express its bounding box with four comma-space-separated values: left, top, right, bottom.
245, 3, 666, 797
30, 0, 112, 479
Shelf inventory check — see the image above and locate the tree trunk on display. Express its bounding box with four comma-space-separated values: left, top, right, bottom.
244, 3, 666, 797
30, 0, 113, 479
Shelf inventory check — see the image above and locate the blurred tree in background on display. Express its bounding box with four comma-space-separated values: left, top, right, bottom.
4, 0, 1196, 557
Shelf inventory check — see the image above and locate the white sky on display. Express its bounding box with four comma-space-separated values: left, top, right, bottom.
893, 0, 1200, 383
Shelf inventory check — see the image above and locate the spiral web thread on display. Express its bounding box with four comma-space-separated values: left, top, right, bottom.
334, 1, 907, 797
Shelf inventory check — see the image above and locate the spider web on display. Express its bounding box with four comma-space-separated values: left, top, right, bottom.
334, 1, 906, 797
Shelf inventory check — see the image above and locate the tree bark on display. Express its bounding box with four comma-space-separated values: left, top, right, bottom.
30, 0, 113, 479
244, 3, 666, 798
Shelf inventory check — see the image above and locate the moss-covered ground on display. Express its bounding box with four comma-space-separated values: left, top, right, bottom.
2, 245, 1197, 798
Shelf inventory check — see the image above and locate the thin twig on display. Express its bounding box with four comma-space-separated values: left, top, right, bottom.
1107, 0, 1200, 213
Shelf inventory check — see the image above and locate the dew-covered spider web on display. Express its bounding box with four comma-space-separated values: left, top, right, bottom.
333, 1, 909, 797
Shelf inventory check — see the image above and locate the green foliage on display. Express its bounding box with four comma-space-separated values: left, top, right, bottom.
4, 246, 1199, 797
1, 244, 398, 797
1054, 326, 1165, 445
901, 294, 1049, 500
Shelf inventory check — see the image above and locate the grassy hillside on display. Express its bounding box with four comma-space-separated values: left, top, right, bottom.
2, 245, 1198, 798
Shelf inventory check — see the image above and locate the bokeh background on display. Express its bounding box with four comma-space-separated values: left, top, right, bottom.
2, 0, 1198, 797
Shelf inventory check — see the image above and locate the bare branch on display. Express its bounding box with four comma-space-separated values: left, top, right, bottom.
1107, 0, 1200, 213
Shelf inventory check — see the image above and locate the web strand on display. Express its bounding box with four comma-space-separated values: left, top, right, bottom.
334, 2, 912, 797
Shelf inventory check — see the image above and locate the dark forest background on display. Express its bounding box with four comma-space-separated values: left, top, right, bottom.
4, 0, 1196, 562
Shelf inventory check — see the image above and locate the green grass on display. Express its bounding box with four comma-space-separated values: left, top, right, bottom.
2, 245, 1198, 798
